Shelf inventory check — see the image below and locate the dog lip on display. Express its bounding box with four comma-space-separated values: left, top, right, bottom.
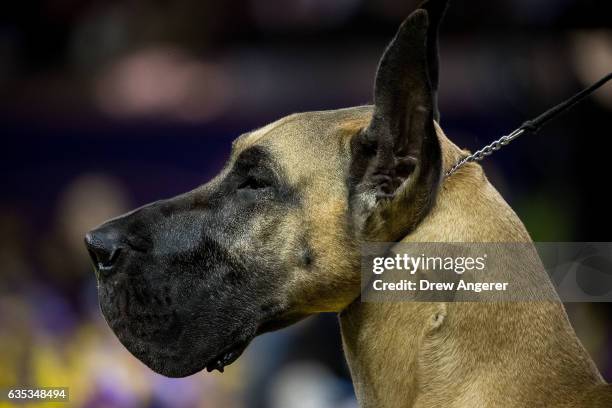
204, 339, 249, 373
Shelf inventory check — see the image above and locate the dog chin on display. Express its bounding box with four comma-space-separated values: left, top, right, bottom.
112, 323, 251, 377
112, 331, 205, 377
99, 290, 257, 376
140, 340, 248, 377
144, 353, 207, 378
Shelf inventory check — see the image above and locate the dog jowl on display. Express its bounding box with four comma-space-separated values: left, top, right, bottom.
85, 1, 444, 377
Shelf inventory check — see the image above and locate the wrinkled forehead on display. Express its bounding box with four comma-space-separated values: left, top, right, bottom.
232, 106, 372, 182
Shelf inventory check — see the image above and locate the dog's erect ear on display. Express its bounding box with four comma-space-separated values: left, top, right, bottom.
350, 2, 447, 241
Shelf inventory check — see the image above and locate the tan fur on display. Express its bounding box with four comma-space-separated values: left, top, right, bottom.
340, 124, 607, 407
229, 107, 609, 407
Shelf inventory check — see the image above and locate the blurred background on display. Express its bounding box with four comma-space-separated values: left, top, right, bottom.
0, 0, 611, 407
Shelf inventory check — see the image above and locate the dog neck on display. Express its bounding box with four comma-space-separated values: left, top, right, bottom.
339, 127, 602, 407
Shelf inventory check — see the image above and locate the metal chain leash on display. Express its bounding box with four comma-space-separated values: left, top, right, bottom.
444, 71, 611, 178
445, 128, 524, 177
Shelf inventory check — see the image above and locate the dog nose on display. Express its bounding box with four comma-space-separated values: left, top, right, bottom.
85, 226, 125, 276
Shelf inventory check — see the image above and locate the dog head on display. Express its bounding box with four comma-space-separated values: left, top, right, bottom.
85, 0, 447, 377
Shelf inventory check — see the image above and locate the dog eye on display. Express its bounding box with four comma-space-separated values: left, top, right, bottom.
238, 176, 271, 191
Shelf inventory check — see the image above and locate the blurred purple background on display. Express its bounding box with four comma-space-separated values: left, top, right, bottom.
1, 0, 611, 407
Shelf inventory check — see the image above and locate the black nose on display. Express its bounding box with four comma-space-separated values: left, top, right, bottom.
85, 226, 125, 276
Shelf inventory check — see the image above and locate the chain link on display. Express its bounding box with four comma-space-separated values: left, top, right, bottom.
445, 128, 525, 177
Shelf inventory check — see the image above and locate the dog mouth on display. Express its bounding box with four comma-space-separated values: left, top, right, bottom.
106, 305, 253, 376
99, 282, 256, 375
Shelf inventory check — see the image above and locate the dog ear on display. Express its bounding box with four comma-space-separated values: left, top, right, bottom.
350, 3, 447, 241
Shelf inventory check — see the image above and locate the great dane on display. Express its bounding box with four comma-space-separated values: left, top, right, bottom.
85, 0, 612, 406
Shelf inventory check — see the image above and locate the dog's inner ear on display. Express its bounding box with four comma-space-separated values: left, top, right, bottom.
350, 1, 447, 241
